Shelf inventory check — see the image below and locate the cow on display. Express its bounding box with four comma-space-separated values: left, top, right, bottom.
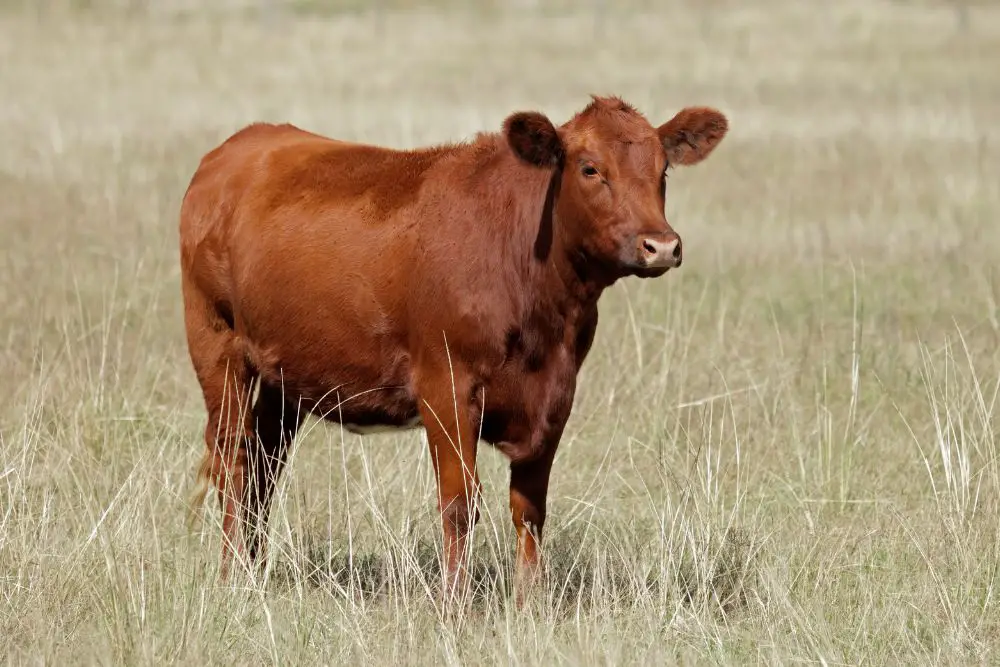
180, 95, 728, 602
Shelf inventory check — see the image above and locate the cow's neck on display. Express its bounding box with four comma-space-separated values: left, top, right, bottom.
517, 167, 606, 343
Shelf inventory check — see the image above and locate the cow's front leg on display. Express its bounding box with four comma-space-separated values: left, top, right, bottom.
416, 367, 481, 605
509, 444, 558, 606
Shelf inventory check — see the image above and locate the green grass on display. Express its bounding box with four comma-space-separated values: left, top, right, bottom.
2, 0, 1000, 664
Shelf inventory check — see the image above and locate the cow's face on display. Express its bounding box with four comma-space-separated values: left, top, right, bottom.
504, 96, 727, 280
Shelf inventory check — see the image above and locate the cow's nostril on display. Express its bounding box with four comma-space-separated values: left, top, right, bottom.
671, 241, 682, 259
642, 240, 656, 256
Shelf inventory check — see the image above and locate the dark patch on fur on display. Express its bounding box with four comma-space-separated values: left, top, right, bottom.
533, 168, 561, 260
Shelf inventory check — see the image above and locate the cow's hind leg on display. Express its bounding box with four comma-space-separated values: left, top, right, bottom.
184, 278, 257, 578
243, 382, 303, 566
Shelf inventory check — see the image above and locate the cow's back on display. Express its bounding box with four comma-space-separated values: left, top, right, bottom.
180, 123, 350, 254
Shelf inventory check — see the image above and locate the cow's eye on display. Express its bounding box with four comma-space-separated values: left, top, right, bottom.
581, 164, 600, 178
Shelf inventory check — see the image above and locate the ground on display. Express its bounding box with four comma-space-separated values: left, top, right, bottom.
2, 0, 999, 664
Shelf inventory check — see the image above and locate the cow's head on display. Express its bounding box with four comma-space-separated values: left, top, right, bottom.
503, 96, 727, 280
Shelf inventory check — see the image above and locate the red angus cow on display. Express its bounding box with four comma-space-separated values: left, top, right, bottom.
180, 95, 728, 599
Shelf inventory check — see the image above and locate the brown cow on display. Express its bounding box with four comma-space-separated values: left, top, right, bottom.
180, 95, 727, 601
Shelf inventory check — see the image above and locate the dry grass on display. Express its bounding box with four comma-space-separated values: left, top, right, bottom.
2, 0, 1000, 664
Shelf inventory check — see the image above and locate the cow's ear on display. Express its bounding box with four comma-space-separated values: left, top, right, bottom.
503, 111, 564, 167
657, 107, 728, 166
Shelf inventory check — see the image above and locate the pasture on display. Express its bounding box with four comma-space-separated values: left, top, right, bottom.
2, 0, 999, 663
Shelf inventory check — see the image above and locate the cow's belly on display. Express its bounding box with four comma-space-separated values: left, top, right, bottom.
258, 336, 421, 436
284, 363, 422, 435
343, 414, 424, 435
276, 352, 421, 434
239, 308, 422, 434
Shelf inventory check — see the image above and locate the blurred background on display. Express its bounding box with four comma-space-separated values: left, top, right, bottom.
1, 1, 999, 664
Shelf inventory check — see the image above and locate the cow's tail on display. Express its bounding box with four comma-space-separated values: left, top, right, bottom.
186, 452, 214, 529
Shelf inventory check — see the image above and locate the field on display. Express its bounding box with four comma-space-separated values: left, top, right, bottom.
2, 0, 1000, 663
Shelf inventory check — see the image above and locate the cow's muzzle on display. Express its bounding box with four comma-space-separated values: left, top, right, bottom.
637, 233, 682, 270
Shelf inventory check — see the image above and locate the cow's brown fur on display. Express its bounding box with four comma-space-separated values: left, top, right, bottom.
180, 95, 728, 601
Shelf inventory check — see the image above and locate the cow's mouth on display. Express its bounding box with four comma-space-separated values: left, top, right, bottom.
633, 265, 671, 279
